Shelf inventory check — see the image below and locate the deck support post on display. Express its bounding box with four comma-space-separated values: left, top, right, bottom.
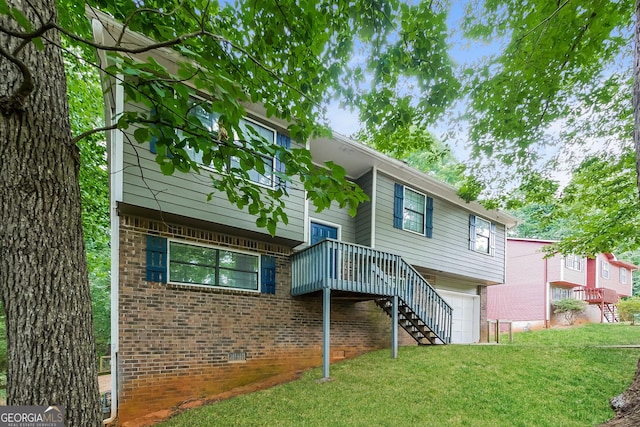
392, 295, 398, 359
323, 287, 331, 379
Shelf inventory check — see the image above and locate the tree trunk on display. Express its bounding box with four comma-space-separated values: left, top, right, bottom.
0, 1, 101, 426
635, 0, 640, 198
604, 0, 640, 425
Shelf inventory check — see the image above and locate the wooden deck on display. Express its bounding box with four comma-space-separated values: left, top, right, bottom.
575, 287, 619, 305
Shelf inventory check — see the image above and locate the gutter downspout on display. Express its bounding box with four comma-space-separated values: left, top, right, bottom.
92, 16, 124, 424
105, 76, 124, 424
544, 257, 549, 328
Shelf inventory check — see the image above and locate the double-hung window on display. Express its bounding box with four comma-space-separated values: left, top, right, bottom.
601, 261, 610, 279
565, 254, 583, 271
620, 267, 628, 284
393, 183, 433, 237
175, 100, 277, 188
403, 188, 427, 234
168, 240, 259, 291
184, 102, 220, 165
230, 118, 276, 188
469, 215, 495, 255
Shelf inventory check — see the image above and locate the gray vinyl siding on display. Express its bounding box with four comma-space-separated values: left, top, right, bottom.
119, 119, 305, 242
374, 173, 506, 284
354, 170, 374, 247
310, 201, 357, 244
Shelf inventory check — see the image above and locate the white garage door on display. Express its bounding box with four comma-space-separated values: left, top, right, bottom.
437, 290, 480, 344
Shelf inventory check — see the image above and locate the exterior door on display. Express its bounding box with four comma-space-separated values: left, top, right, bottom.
310, 222, 338, 245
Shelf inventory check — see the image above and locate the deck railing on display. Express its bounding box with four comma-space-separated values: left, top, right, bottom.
291, 239, 452, 343
574, 287, 619, 305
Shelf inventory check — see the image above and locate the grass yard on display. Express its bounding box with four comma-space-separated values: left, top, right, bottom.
158, 323, 640, 427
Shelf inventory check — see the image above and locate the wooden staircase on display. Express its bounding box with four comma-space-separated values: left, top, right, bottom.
603, 303, 619, 323
375, 298, 440, 344
574, 287, 620, 323
292, 239, 452, 344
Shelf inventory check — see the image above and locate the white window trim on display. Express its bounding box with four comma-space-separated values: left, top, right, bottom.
565, 254, 583, 272
601, 261, 610, 279
167, 238, 261, 293
473, 216, 493, 255
620, 267, 628, 284
402, 186, 427, 236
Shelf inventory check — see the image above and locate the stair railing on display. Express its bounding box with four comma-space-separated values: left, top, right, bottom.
292, 239, 452, 343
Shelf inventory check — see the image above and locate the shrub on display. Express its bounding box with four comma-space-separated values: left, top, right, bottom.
617, 297, 640, 324
553, 298, 587, 325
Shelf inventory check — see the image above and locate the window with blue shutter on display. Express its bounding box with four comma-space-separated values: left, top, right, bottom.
146, 235, 167, 282
261, 255, 276, 294
275, 133, 291, 191
394, 183, 433, 238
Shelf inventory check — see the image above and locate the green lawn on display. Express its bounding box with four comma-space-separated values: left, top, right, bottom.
159, 323, 640, 427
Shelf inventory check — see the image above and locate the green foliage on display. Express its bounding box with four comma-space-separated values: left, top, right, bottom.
552, 298, 587, 325
76, 1, 460, 235
462, 0, 633, 168
159, 324, 638, 427
617, 297, 640, 324
544, 150, 640, 257
64, 43, 111, 355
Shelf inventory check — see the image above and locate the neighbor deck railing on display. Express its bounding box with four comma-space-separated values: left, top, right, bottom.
574, 287, 619, 305
291, 239, 452, 343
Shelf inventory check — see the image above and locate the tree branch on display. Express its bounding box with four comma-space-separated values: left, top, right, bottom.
516, 0, 571, 42
0, 44, 34, 113
115, 2, 187, 46
70, 124, 119, 144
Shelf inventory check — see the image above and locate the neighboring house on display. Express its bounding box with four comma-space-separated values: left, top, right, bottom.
91, 11, 518, 424
488, 238, 637, 331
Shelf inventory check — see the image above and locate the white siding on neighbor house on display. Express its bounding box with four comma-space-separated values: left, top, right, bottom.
119, 125, 306, 242
374, 173, 506, 284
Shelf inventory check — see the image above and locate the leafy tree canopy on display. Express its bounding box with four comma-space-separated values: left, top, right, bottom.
461, 0, 633, 170
43, 0, 462, 235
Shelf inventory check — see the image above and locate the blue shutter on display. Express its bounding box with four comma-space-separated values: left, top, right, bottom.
146, 235, 167, 282
276, 133, 291, 190
489, 223, 496, 256
261, 255, 276, 294
469, 215, 476, 251
393, 184, 404, 229
149, 107, 158, 154
425, 196, 434, 238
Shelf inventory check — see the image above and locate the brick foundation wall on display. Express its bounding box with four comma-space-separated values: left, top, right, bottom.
117, 215, 412, 422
